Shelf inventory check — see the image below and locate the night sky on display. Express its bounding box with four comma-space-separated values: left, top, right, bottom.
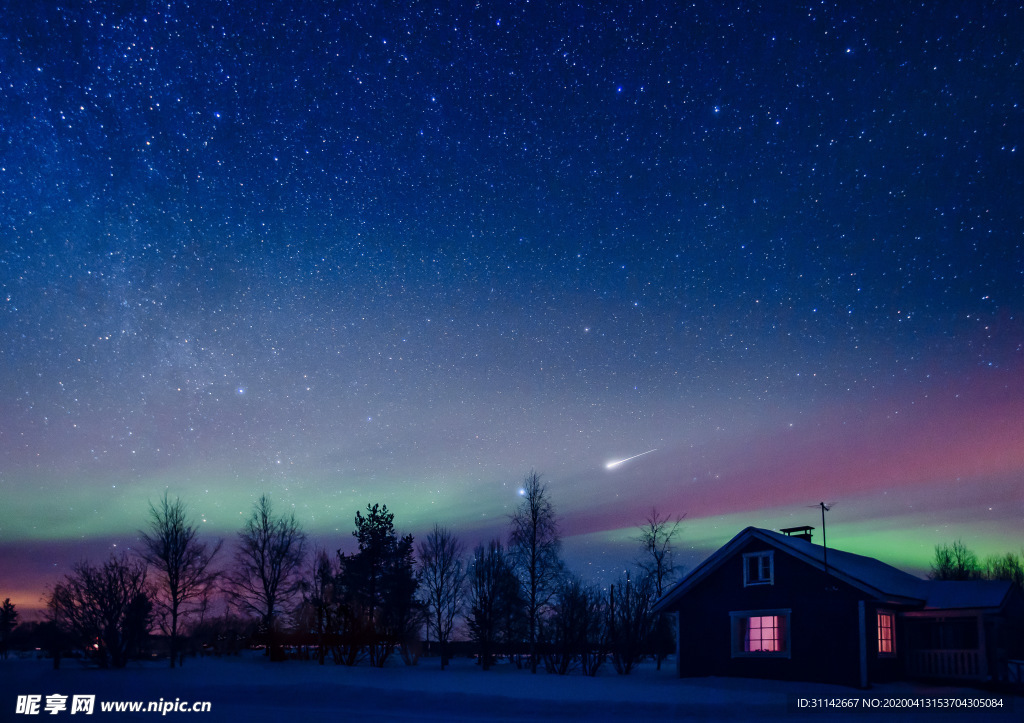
2, 1, 1022, 613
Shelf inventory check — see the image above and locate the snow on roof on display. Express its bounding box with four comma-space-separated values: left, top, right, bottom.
921, 580, 1012, 610
756, 527, 927, 602
653, 526, 1016, 614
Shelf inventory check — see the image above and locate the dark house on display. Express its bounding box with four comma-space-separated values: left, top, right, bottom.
652, 526, 1024, 688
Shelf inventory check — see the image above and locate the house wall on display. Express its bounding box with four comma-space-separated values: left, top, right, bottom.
674, 539, 877, 687
1000, 587, 1024, 664
866, 603, 907, 684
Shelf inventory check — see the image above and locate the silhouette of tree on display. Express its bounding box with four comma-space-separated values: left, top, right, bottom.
635, 508, 684, 669
302, 549, 335, 665
123, 590, 154, 660
983, 551, 1024, 588
544, 576, 607, 676
48, 554, 151, 668
337, 503, 422, 666
636, 508, 684, 598
930, 540, 981, 581
467, 539, 522, 671
31, 618, 74, 669
607, 569, 654, 675
139, 492, 222, 668
417, 524, 466, 669
227, 495, 307, 660
188, 613, 256, 657
0, 598, 18, 660
508, 470, 562, 673
323, 548, 364, 666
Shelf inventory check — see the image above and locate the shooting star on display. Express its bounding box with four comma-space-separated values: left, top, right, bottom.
605, 449, 657, 469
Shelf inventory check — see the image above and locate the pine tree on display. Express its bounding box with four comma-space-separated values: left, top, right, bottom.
0, 598, 19, 660
337, 504, 422, 666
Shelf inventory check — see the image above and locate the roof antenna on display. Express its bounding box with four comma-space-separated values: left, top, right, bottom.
819, 502, 831, 575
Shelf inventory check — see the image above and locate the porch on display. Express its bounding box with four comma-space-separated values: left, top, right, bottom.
905, 649, 986, 681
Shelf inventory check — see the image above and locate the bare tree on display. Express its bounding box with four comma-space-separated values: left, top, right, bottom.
607, 569, 654, 676
930, 540, 981, 581
636, 507, 684, 669
467, 539, 522, 671
417, 524, 466, 669
983, 551, 1024, 588
509, 470, 563, 674
139, 492, 221, 668
302, 548, 335, 665
636, 508, 684, 599
227, 495, 307, 660
545, 576, 607, 676
49, 554, 151, 668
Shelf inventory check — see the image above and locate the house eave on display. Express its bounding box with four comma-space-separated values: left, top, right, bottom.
902, 606, 1005, 617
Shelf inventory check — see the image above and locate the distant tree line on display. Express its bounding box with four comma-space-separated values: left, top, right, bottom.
6, 507, 1024, 673
10, 471, 688, 673
930, 539, 1024, 586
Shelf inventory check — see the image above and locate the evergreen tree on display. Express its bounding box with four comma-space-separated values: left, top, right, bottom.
0, 598, 18, 660
337, 503, 422, 666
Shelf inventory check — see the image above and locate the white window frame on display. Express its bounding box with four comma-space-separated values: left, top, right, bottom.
876, 609, 896, 657
730, 608, 792, 658
742, 550, 774, 586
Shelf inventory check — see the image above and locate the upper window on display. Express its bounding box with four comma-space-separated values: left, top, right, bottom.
730, 609, 791, 658
877, 611, 895, 656
743, 551, 774, 586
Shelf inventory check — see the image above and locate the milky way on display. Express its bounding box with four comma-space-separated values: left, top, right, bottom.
2, 1, 1022, 610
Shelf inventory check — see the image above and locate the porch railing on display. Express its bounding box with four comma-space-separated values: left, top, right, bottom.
906, 649, 985, 680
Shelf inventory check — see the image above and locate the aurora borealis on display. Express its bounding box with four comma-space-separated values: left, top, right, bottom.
2, 2, 1022, 613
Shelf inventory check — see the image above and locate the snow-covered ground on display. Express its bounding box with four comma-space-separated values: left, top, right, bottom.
3, 653, 1020, 721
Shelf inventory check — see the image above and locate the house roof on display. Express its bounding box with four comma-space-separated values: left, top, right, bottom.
921, 580, 1013, 611
652, 526, 928, 614
659, 526, 1024, 615
765, 527, 928, 601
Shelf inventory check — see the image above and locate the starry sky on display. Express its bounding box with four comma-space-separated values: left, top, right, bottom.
2, 1, 1022, 613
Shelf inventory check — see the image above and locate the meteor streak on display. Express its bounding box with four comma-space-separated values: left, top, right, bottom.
605, 449, 657, 469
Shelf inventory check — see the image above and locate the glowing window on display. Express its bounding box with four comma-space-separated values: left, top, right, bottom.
743, 551, 774, 586
745, 615, 781, 652
731, 609, 790, 658
877, 611, 895, 656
